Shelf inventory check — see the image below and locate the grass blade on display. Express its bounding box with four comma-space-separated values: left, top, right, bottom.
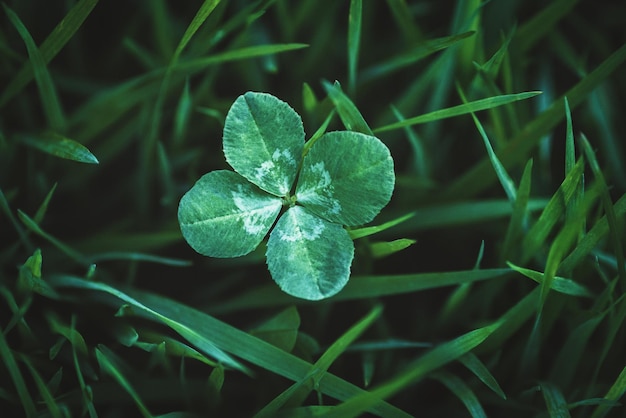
347, 0, 362, 95
95, 345, 153, 418
369, 239, 416, 258
432, 372, 487, 418
507, 262, 593, 298
539, 381, 571, 418
48, 275, 409, 417
579, 134, 626, 288
0, 328, 36, 417
19, 133, 99, 164
374, 91, 541, 133
0, 0, 98, 106
322, 80, 373, 135
591, 364, 626, 418
320, 321, 502, 418
459, 353, 506, 399
349, 212, 415, 240
3, 4, 65, 131
441, 43, 626, 200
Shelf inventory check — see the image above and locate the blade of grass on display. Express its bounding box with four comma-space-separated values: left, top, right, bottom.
0, 188, 33, 252
458, 85, 517, 202
349, 212, 415, 240
319, 320, 503, 418
369, 239, 416, 258
516, 0, 579, 53
322, 80, 372, 135
95, 345, 153, 418
20, 356, 64, 418
579, 134, 626, 289
86, 252, 191, 267
48, 275, 409, 417
0, 327, 37, 417
441, 43, 626, 200
374, 91, 541, 133
390, 105, 429, 177
3, 4, 65, 131
17, 210, 86, 264
256, 305, 383, 415
19, 133, 99, 164
507, 262, 593, 298
459, 353, 506, 400
347, 0, 362, 96
209, 269, 512, 312
539, 381, 571, 418
34, 183, 58, 224
361, 31, 474, 83
560, 193, 626, 273
520, 158, 585, 262
0, 0, 98, 106
591, 364, 626, 418
501, 159, 533, 264
431, 371, 487, 418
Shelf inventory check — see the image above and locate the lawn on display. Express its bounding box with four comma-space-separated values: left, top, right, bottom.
1, 1, 626, 417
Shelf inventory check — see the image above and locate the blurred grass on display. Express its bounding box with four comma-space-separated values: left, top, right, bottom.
1, 0, 625, 417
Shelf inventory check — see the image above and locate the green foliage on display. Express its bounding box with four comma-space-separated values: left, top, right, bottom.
178, 92, 395, 300
1, 1, 626, 417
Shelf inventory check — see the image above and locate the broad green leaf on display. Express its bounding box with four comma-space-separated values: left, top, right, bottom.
19, 133, 99, 164
178, 170, 282, 257
223, 92, 304, 196
296, 131, 394, 226
266, 206, 354, 300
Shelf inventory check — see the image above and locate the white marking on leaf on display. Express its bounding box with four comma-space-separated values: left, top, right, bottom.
254, 160, 275, 183
278, 209, 325, 242
232, 185, 278, 235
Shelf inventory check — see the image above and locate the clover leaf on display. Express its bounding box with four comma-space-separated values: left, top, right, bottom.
178, 91, 395, 300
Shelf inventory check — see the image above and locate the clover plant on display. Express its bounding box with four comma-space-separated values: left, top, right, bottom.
178, 92, 395, 300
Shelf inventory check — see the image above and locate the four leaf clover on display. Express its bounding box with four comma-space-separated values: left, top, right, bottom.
178, 92, 395, 300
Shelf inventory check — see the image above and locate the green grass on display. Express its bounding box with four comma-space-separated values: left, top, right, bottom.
1, 1, 625, 416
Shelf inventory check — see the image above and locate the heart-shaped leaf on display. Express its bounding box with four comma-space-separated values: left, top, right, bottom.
223, 92, 304, 196
266, 206, 354, 300
296, 131, 394, 226
178, 170, 282, 257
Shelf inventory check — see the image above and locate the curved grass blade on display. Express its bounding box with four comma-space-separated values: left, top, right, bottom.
459, 353, 506, 399
347, 0, 362, 95
320, 320, 502, 418
322, 80, 372, 135
86, 252, 191, 267
3, 4, 65, 131
539, 381, 571, 418
591, 364, 626, 418
49, 275, 408, 417
255, 305, 383, 416
0, 0, 98, 107
349, 212, 415, 240
21, 356, 64, 418
19, 133, 99, 164
369, 239, 416, 259
95, 345, 152, 418
361, 31, 474, 83
501, 159, 533, 264
560, 193, 626, 273
507, 262, 592, 298
580, 134, 626, 288
0, 329, 36, 417
441, 43, 626, 200
374, 92, 541, 133
432, 371, 487, 418
209, 269, 512, 313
